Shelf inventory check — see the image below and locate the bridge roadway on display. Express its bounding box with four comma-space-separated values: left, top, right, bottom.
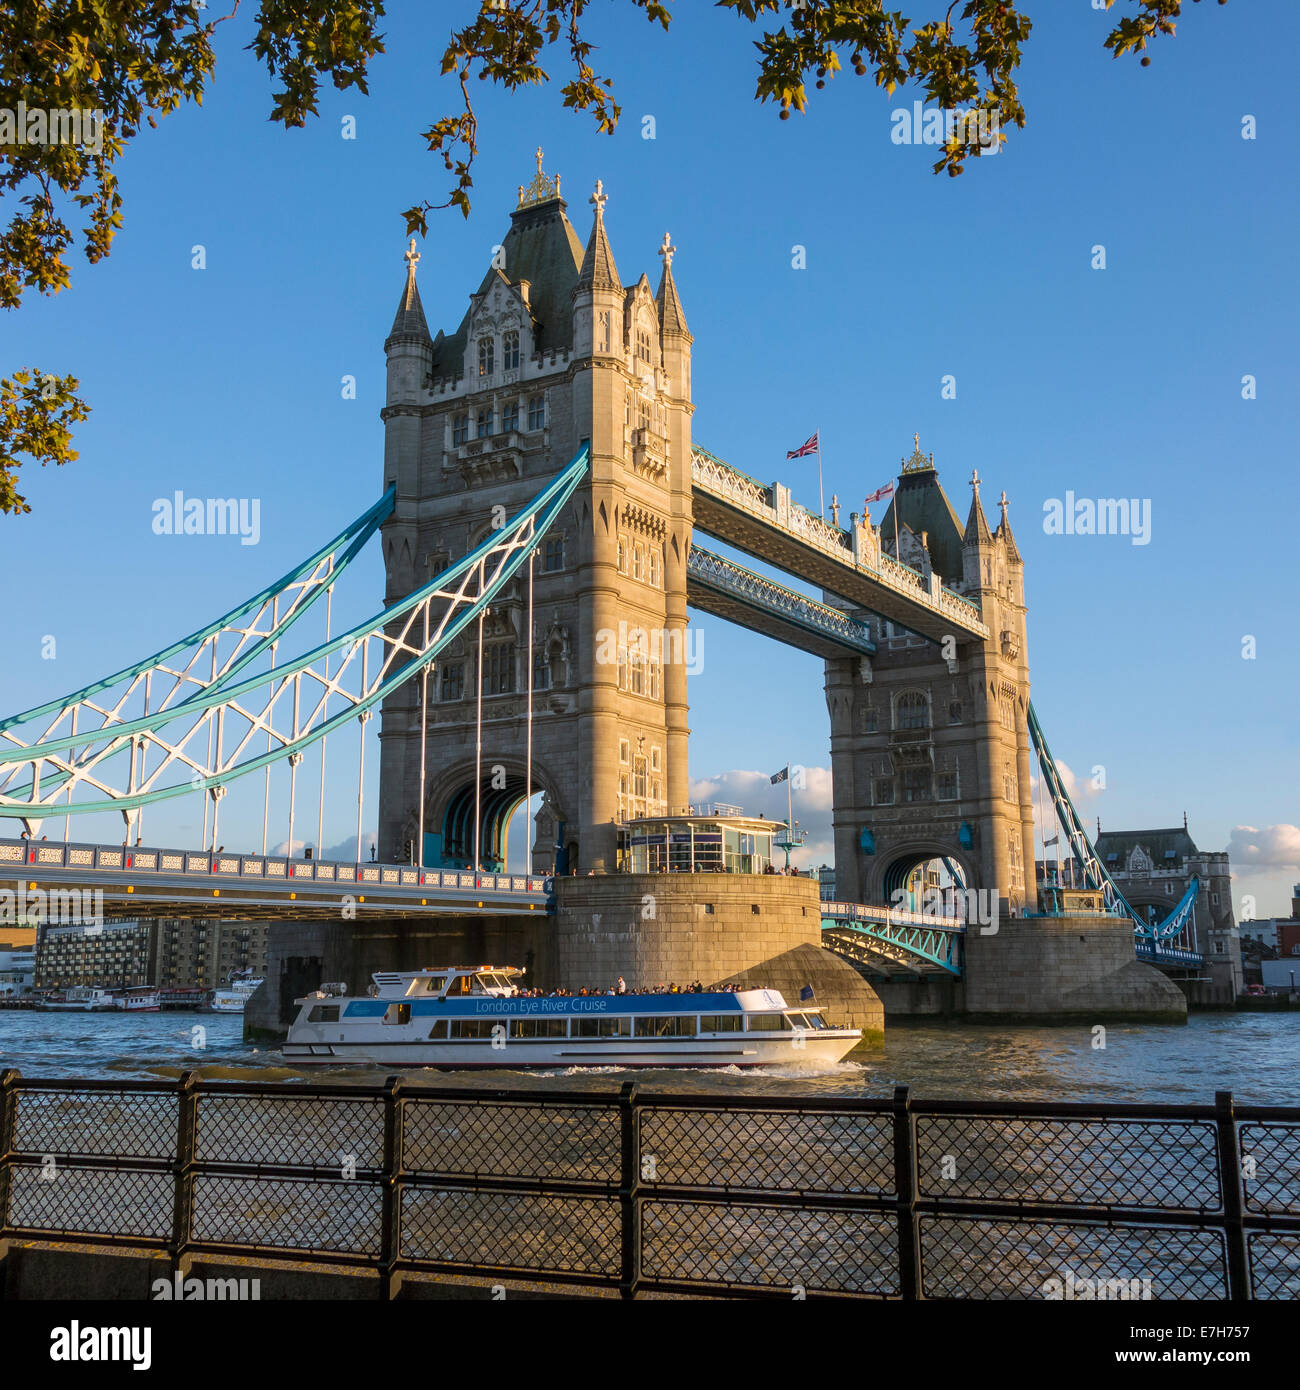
1, 834, 974, 979
690, 447, 989, 645
0, 838, 551, 922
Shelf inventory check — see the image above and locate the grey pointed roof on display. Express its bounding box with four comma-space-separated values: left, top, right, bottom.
577, 201, 621, 292
655, 258, 690, 340
997, 493, 1022, 562
876, 447, 966, 582
387, 259, 430, 344
964, 481, 993, 546
1094, 827, 1200, 869
429, 192, 585, 375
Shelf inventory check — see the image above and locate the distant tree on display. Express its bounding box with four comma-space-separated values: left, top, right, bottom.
1, 0, 1215, 513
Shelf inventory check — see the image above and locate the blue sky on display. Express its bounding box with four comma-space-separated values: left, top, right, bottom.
4, 1, 1297, 912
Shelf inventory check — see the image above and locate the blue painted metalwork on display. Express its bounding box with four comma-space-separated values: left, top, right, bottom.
0, 448, 588, 819
1027, 701, 1200, 947
686, 544, 876, 654
820, 901, 964, 976
1135, 939, 1205, 969
1, 488, 394, 736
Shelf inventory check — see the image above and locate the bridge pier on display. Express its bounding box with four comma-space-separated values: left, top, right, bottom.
960, 911, 1187, 1023
553, 874, 884, 1038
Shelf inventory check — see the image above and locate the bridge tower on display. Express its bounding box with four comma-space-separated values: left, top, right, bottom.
377, 157, 694, 874
825, 440, 1036, 912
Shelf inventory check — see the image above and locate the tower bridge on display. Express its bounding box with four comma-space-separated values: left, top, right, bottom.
0, 156, 1210, 1028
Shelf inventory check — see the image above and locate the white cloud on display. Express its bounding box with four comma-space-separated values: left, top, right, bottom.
689, 766, 834, 870
1227, 824, 1300, 871
272, 830, 378, 862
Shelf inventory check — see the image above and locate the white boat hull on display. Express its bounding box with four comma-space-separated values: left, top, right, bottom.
282, 1031, 860, 1069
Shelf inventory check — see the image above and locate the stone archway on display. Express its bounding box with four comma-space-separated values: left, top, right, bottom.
424, 758, 568, 874
869, 841, 979, 914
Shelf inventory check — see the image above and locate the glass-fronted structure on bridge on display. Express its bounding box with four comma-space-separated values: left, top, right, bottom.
619, 810, 784, 875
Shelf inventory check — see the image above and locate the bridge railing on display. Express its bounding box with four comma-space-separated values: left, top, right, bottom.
0, 838, 551, 897
822, 900, 965, 930
1, 1074, 1295, 1299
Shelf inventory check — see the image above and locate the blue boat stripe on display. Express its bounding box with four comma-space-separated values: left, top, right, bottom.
340, 992, 777, 1019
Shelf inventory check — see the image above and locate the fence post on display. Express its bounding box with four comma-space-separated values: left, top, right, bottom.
892, 1084, 921, 1299
0, 1069, 18, 1256
618, 1081, 641, 1299
171, 1071, 198, 1279
378, 1074, 403, 1300
1214, 1090, 1251, 1300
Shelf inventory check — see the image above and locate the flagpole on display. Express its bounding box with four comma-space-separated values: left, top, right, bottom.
787, 764, 793, 852
817, 428, 824, 519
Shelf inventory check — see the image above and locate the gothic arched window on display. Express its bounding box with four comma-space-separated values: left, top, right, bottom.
896, 691, 930, 730
478, 336, 494, 377
502, 330, 520, 371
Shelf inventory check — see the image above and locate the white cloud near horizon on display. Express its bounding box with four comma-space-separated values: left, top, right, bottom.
1227, 824, 1300, 872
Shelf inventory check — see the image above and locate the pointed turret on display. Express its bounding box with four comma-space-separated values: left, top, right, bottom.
996, 489, 1022, 563
963, 468, 994, 545
655, 232, 691, 341
577, 179, 621, 291
387, 238, 430, 346
877, 435, 965, 578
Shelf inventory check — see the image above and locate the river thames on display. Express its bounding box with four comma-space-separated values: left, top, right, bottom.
2, 1008, 1296, 1104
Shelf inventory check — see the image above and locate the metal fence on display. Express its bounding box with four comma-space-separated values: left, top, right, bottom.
1, 1070, 1297, 1299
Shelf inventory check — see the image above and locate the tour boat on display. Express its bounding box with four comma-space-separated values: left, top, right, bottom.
40, 986, 117, 1012
283, 965, 861, 1069
112, 986, 161, 1012
208, 974, 264, 1013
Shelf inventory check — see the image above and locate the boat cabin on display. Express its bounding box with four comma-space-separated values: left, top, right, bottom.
368, 965, 524, 1001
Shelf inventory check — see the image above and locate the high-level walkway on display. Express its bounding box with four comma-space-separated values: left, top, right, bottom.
690, 446, 989, 644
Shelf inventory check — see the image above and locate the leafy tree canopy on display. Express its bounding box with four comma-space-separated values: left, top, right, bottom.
0, 0, 1213, 513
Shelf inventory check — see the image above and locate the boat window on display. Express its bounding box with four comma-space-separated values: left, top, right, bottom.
444, 975, 473, 997
512, 1017, 569, 1038
574, 1016, 631, 1037
744, 1012, 786, 1032
633, 1015, 697, 1038
697, 1014, 742, 1033
307, 1005, 340, 1023
427, 1020, 447, 1039
383, 1003, 411, 1025
450, 1018, 500, 1039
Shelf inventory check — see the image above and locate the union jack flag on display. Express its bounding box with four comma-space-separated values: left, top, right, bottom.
786, 432, 819, 459
865, 483, 895, 503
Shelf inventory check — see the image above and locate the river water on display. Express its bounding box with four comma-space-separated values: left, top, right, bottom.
2, 1008, 1296, 1105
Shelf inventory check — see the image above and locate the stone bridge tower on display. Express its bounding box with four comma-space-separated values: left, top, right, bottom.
377, 157, 694, 874
825, 439, 1037, 911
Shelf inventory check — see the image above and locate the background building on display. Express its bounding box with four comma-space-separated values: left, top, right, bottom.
36, 920, 158, 990
153, 919, 270, 991
1094, 820, 1243, 998
0, 944, 35, 997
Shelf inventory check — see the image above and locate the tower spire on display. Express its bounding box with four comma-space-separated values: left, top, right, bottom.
996, 488, 1022, 562
577, 178, 620, 291
963, 468, 992, 544
387, 237, 429, 343
655, 230, 691, 340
